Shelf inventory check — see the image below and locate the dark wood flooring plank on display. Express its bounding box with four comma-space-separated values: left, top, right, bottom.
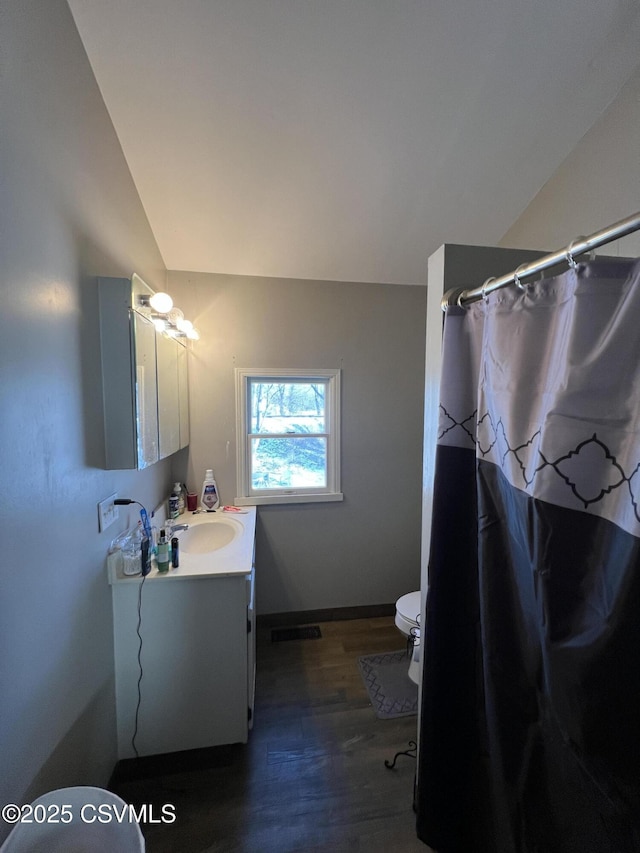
112, 616, 431, 852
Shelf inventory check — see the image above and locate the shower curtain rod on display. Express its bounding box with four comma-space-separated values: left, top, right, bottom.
442, 210, 640, 310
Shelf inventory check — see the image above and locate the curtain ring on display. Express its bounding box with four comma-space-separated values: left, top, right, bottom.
513, 263, 529, 291
566, 237, 586, 271
481, 277, 496, 301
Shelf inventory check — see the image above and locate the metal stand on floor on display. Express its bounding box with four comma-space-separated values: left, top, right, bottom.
384, 740, 417, 769
384, 633, 419, 772
385, 740, 418, 813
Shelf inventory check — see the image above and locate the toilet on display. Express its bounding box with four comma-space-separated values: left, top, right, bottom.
0, 786, 145, 852
394, 590, 421, 685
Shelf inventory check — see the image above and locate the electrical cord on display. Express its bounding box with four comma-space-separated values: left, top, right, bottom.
131, 573, 146, 758
114, 498, 150, 758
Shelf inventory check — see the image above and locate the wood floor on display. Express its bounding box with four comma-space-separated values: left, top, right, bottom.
112, 616, 431, 852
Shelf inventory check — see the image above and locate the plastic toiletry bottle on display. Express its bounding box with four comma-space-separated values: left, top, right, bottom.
169, 484, 180, 520
171, 537, 179, 569
178, 484, 186, 515
157, 529, 170, 573
122, 523, 143, 576
201, 468, 220, 511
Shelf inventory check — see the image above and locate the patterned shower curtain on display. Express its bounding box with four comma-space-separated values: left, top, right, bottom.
416, 257, 640, 853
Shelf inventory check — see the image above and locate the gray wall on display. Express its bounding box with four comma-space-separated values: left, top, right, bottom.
168, 271, 426, 614
0, 0, 171, 832
501, 63, 640, 257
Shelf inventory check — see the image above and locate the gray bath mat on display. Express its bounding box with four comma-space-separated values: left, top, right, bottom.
358, 650, 418, 719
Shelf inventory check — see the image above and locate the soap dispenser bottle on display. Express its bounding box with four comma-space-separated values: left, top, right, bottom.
201, 469, 220, 511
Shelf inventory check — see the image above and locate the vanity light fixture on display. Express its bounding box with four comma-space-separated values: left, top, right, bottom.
137, 289, 200, 341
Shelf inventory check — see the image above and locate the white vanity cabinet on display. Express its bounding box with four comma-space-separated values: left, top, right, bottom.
110, 508, 257, 760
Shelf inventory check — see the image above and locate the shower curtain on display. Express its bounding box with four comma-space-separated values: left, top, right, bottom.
416, 257, 640, 853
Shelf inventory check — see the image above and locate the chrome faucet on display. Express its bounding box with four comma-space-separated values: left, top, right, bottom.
167, 522, 189, 534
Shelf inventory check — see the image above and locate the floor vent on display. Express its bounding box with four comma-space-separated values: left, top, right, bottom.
271, 625, 322, 642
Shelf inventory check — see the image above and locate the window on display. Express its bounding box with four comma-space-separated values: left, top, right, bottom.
235, 368, 342, 505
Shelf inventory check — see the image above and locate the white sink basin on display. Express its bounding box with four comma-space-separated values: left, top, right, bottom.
178, 518, 239, 554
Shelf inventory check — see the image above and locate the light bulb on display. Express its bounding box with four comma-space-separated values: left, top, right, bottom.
177, 318, 193, 333
166, 307, 184, 326
186, 327, 200, 341
149, 291, 173, 314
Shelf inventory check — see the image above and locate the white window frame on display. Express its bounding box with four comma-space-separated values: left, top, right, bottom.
234, 368, 343, 506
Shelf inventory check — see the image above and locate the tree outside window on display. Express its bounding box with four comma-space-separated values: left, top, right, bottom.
235, 369, 342, 505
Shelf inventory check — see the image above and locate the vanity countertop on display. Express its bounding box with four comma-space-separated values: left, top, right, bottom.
108, 506, 256, 583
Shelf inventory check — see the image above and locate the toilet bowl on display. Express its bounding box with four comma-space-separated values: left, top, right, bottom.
394, 590, 421, 685
0, 786, 145, 852
395, 590, 421, 636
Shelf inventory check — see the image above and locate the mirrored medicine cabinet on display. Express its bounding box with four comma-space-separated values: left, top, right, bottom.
98, 274, 189, 469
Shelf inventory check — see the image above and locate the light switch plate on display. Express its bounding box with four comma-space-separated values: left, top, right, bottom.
98, 493, 119, 532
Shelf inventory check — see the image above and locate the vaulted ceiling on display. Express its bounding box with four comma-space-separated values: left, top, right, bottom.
68, 0, 640, 284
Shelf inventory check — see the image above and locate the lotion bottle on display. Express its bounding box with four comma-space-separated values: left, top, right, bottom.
201, 468, 220, 511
